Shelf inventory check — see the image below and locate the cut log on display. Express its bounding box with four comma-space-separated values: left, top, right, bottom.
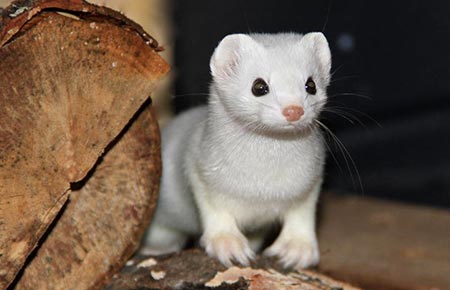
0, 0, 168, 288
16, 103, 161, 289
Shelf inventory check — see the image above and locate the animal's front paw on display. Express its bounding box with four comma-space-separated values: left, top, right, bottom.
264, 235, 319, 269
201, 232, 255, 267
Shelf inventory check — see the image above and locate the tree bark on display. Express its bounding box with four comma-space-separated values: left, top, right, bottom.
105, 249, 362, 290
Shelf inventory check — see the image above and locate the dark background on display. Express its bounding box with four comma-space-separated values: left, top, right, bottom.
171, 0, 450, 208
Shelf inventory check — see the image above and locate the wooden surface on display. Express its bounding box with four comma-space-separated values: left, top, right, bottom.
86, 0, 175, 125
15, 103, 161, 290
0, 0, 168, 288
106, 249, 362, 290
318, 193, 450, 290
105, 194, 449, 290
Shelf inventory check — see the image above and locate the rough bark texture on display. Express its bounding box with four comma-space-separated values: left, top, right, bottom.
0, 0, 168, 288
105, 249, 362, 290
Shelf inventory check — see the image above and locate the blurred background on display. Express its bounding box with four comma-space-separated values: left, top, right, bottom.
1, 0, 448, 208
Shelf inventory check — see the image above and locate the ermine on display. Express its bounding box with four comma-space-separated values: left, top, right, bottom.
142, 32, 331, 269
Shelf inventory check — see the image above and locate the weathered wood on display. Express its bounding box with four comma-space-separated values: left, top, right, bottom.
105, 194, 450, 290
0, 0, 163, 50
318, 193, 450, 290
16, 103, 161, 290
105, 249, 362, 290
0, 0, 168, 288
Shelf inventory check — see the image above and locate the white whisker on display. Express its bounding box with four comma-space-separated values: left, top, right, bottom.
314, 119, 364, 195
328, 92, 373, 101
173, 92, 211, 99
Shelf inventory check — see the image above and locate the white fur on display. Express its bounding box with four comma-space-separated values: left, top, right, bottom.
142, 32, 331, 269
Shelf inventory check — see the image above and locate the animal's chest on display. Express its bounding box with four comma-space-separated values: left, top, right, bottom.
202, 136, 322, 199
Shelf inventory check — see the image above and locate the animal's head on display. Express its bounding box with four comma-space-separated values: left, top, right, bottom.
210, 32, 331, 134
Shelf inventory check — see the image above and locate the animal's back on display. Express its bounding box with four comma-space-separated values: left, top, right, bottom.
153, 105, 208, 234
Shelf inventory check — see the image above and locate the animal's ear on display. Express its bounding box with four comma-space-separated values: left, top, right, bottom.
301, 32, 332, 82
210, 34, 259, 80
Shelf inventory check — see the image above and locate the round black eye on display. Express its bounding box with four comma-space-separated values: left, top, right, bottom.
252, 78, 269, 97
305, 77, 317, 95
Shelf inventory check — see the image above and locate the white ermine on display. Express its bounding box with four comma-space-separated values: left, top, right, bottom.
142, 32, 331, 269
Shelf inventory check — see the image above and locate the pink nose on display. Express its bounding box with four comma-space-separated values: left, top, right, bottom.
282, 105, 304, 122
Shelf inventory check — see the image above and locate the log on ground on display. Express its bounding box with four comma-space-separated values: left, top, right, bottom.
106, 249, 362, 290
